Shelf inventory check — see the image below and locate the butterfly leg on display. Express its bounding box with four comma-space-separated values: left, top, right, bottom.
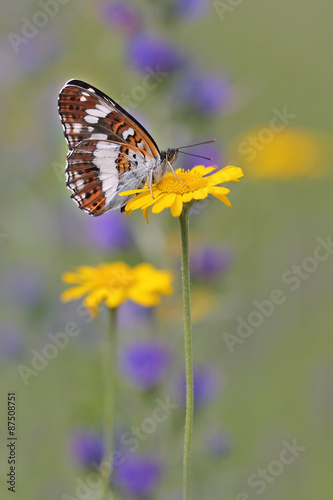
147, 169, 155, 199
167, 162, 189, 187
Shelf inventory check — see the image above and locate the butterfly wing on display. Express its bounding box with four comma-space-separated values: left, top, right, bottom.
58, 79, 161, 159
66, 139, 154, 216
58, 79, 162, 216
58, 80, 161, 216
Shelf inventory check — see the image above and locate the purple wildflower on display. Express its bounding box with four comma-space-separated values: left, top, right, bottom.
191, 245, 233, 280
101, 1, 141, 33
173, 0, 208, 19
177, 72, 232, 114
127, 32, 183, 74
118, 301, 153, 329
120, 340, 172, 390
69, 427, 105, 468
206, 429, 232, 457
86, 210, 133, 251
182, 140, 224, 170
114, 454, 162, 498
180, 366, 220, 408
0, 323, 25, 361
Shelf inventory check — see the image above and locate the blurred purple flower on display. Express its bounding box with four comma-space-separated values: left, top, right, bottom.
173, 0, 208, 18
118, 301, 153, 329
1, 268, 43, 307
0, 323, 25, 361
114, 454, 162, 498
101, 1, 141, 33
127, 33, 183, 74
178, 73, 232, 114
206, 429, 232, 457
182, 140, 224, 170
86, 210, 133, 251
69, 427, 105, 468
191, 245, 233, 280
120, 340, 172, 389
180, 366, 220, 408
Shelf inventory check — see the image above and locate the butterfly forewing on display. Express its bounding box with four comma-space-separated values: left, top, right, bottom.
58, 79, 160, 158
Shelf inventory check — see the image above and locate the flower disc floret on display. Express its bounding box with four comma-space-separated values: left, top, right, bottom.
120, 165, 244, 219
157, 170, 208, 195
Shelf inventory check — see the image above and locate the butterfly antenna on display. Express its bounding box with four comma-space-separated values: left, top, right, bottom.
176, 139, 216, 150
178, 151, 213, 161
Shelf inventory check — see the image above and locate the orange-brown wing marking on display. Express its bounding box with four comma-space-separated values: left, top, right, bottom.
58, 79, 161, 159
65, 139, 151, 216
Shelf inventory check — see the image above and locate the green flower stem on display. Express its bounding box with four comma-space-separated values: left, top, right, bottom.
102, 307, 117, 499
179, 204, 194, 500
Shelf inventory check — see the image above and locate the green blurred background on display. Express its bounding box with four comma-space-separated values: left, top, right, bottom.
1, 0, 333, 499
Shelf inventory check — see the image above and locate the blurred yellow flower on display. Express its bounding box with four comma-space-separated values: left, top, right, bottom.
61, 262, 173, 316
158, 287, 220, 324
120, 165, 244, 220
232, 128, 332, 179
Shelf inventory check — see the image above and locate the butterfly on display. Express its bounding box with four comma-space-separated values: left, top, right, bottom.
58, 79, 183, 216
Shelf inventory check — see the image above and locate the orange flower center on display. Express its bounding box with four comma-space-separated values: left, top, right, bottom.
156, 170, 207, 195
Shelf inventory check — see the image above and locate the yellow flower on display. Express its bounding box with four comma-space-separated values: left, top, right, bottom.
120, 165, 244, 220
231, 128, 333, 180
61, 262, 173, 316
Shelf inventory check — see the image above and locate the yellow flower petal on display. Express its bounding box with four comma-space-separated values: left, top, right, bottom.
208, 186, 230, 195
119, 188, 147, 196
170, 196, 183, 217
208, 187, 232, 207
125, 191, 156, 211
206, 166, 243, 186
104, 290, 127, 309
192, 165, 217, 176
181, 192, 195, 203
60, 285, 91, 302
83, 289, 108, 314
142, 207, 150, 223
193, 188, 209, 200
152, 193, 176, 214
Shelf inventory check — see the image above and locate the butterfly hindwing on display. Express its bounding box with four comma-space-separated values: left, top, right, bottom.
66, 139, 152, 215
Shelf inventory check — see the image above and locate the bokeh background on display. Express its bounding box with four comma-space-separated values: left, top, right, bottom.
1, 1, 333, 499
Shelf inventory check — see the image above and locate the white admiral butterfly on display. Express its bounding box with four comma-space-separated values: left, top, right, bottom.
58, 79, 180, 216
